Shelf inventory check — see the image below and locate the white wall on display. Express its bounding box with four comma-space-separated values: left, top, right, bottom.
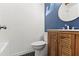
0, 3, 44, 56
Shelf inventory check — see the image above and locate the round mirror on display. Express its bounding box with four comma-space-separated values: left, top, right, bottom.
58, 3, 79, 22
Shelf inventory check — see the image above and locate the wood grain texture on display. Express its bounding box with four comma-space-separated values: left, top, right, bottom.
48, 32, 58, 56
75, 34, 79, 56
48, 31, 78, 56
58, 33, 75, 56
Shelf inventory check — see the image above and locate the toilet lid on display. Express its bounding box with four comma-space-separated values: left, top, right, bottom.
31, 41, 46, 46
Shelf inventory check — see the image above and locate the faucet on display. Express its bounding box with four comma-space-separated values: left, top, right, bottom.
72, 27, 75, 30
65, 24, 70, 30
63, 24, 75, 30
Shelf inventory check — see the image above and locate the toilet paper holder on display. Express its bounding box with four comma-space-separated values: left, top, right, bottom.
0, 25, 7, 30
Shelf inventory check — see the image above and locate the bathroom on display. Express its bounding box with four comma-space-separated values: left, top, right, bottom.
0, 1, 79, 58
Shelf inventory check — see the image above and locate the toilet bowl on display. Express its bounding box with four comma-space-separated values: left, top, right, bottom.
31, 41, 46, 50
31, 32, 48, 56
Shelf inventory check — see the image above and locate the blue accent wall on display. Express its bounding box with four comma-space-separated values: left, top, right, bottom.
45, 3, 79, 32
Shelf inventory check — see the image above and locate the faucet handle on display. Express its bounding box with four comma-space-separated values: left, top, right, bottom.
72, 27, 74, 30
65, 24, 70, 30
67, 25, 69, 30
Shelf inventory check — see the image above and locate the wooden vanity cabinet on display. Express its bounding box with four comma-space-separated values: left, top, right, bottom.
75, 34, 79, 55
48, 32, 58, 56
48, 31, 79, 56
58, 32, 75, 56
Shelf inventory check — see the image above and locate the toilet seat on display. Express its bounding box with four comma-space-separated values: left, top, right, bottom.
31, 40, 48, 56
31, 41, 46, 46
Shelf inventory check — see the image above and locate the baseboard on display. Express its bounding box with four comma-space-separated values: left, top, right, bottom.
13, 50, 34, 56
20, 51, 35, 56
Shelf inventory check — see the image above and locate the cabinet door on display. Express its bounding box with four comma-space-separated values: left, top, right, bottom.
75, 34, 79, 55
48, 32, 58, 56
58, 33, 75, 56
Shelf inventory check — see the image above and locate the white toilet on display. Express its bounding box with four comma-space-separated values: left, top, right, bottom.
31, 32, 48, 56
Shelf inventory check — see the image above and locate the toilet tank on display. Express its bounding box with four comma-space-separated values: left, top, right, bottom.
44, 32, 48, 44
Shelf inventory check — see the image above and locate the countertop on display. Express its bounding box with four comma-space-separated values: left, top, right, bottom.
48, 29, 79, 32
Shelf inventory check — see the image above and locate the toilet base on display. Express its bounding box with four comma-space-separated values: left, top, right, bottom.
35, 45, 48, 56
